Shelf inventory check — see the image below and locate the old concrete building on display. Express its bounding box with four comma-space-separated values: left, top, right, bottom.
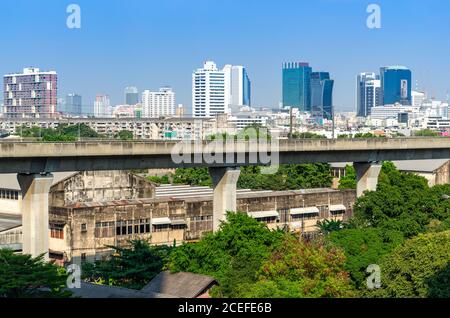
0, 170, 356, 265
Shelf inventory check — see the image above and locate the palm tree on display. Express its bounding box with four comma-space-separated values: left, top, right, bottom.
316, 219, 345, 235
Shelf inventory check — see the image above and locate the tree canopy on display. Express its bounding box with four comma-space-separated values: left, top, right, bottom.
81, 240, 173, 290
0, 249, 71, 298
363, 231, 450, 298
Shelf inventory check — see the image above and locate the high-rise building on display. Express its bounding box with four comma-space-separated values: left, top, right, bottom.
124, 86, 139, 105
142, 87, 175, 118
227, 65, 251, 107
380, 66, 412, 105
193, 61, 229, 117
412, 90, 426, 107
282, 62, 312, 111
356, 72, 381, 117
66, 93, 82, 116
3, 67, 57, 118
94, 94, 111, 117
310, 72, 334, 120
192, 61, 252, 117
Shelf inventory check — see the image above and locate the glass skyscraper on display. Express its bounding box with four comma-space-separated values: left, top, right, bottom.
380, 66, 412, 105
357, 72, 381, 117
282, 62, 312, 111
311, 72, 334, 120
124, 86, 139, 105
66, 93, 82, 116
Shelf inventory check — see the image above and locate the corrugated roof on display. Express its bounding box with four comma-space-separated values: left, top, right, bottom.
141, 271, 216, 298
248, 211, 279, 218
68, 281, 177, 298
290, 207, 320, 215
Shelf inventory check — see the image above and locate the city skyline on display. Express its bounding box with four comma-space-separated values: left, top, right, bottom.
1, 0, 450, 113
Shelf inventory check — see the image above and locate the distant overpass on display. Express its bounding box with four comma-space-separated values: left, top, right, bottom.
3, 137, 450, 259
1, 138, 450, 174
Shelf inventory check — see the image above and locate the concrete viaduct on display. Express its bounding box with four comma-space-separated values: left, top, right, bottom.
2, 137, 450, 259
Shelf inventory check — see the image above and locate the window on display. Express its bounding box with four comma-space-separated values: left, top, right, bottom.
80, 223, 87, 233
81, 253, 86, 262
291, 213, 319, 221
152, 224, 170, 232
50, 223, 64, 239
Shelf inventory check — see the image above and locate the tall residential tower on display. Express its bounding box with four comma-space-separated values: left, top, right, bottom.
142, 87, 175, 118
3, 67, 57, 118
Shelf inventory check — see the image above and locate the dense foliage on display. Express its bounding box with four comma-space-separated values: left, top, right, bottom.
17, 124, 100, 141
167, 212, 354, 297
353, 162, 450, 238
328, 161, 450, 296
414, 129, 440, 137
0, 249, 71, 298
328, 228, 404, 288
115, 130, 134, 140
168, 164, 333, 190
338, 165, 356, 189
290, 131, 326, 139
364, 231, 450, 298
239, 235, 355, 298
81, 240, 172, 290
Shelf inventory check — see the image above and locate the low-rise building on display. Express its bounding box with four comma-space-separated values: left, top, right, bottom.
0, 171, 356, 265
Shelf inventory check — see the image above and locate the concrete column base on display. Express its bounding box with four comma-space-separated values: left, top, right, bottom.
210, 167, 241, 232
17, 173, 54, 260
354, 162, 382, 197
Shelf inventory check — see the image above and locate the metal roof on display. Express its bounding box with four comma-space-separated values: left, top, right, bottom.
290, 207, 320, 215
247, 211, 279, 219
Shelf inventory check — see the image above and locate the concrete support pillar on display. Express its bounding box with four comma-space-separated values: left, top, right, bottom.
17, 173, 54, 260
210, 167, 241, 232
354, 162, 382, 197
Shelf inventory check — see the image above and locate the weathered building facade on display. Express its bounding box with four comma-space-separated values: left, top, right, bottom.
44, 171, 356, 265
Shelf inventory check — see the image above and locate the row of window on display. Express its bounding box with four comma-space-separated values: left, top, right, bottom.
0, 189, 19, 200
93, 219, 188, 237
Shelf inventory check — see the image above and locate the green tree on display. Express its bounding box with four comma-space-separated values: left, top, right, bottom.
316, 219, 345, 235
364, 231, 450, 298
115, 130, 133, 140
328, 228, 404, 288
338, 165, 356, 189
291, 131, 327, 139
352, 161, 448, 238
82, 240, 172, 290
414, 129, 440, 137
0, 249, 71, 298
240, 235, 355, 298
146, 175, 170, 184
173, 167, 212, 186
167, 212, 285, 297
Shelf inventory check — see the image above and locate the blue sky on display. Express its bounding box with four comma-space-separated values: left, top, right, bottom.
1, 0, 450, 114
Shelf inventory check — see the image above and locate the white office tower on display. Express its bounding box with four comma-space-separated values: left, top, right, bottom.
142, 87, 175, 118
226, 65, 251, 107
412, 90, 426, 107
356, 72, 381, 117
94, 94, 111, 117
193, 61, 230, 117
